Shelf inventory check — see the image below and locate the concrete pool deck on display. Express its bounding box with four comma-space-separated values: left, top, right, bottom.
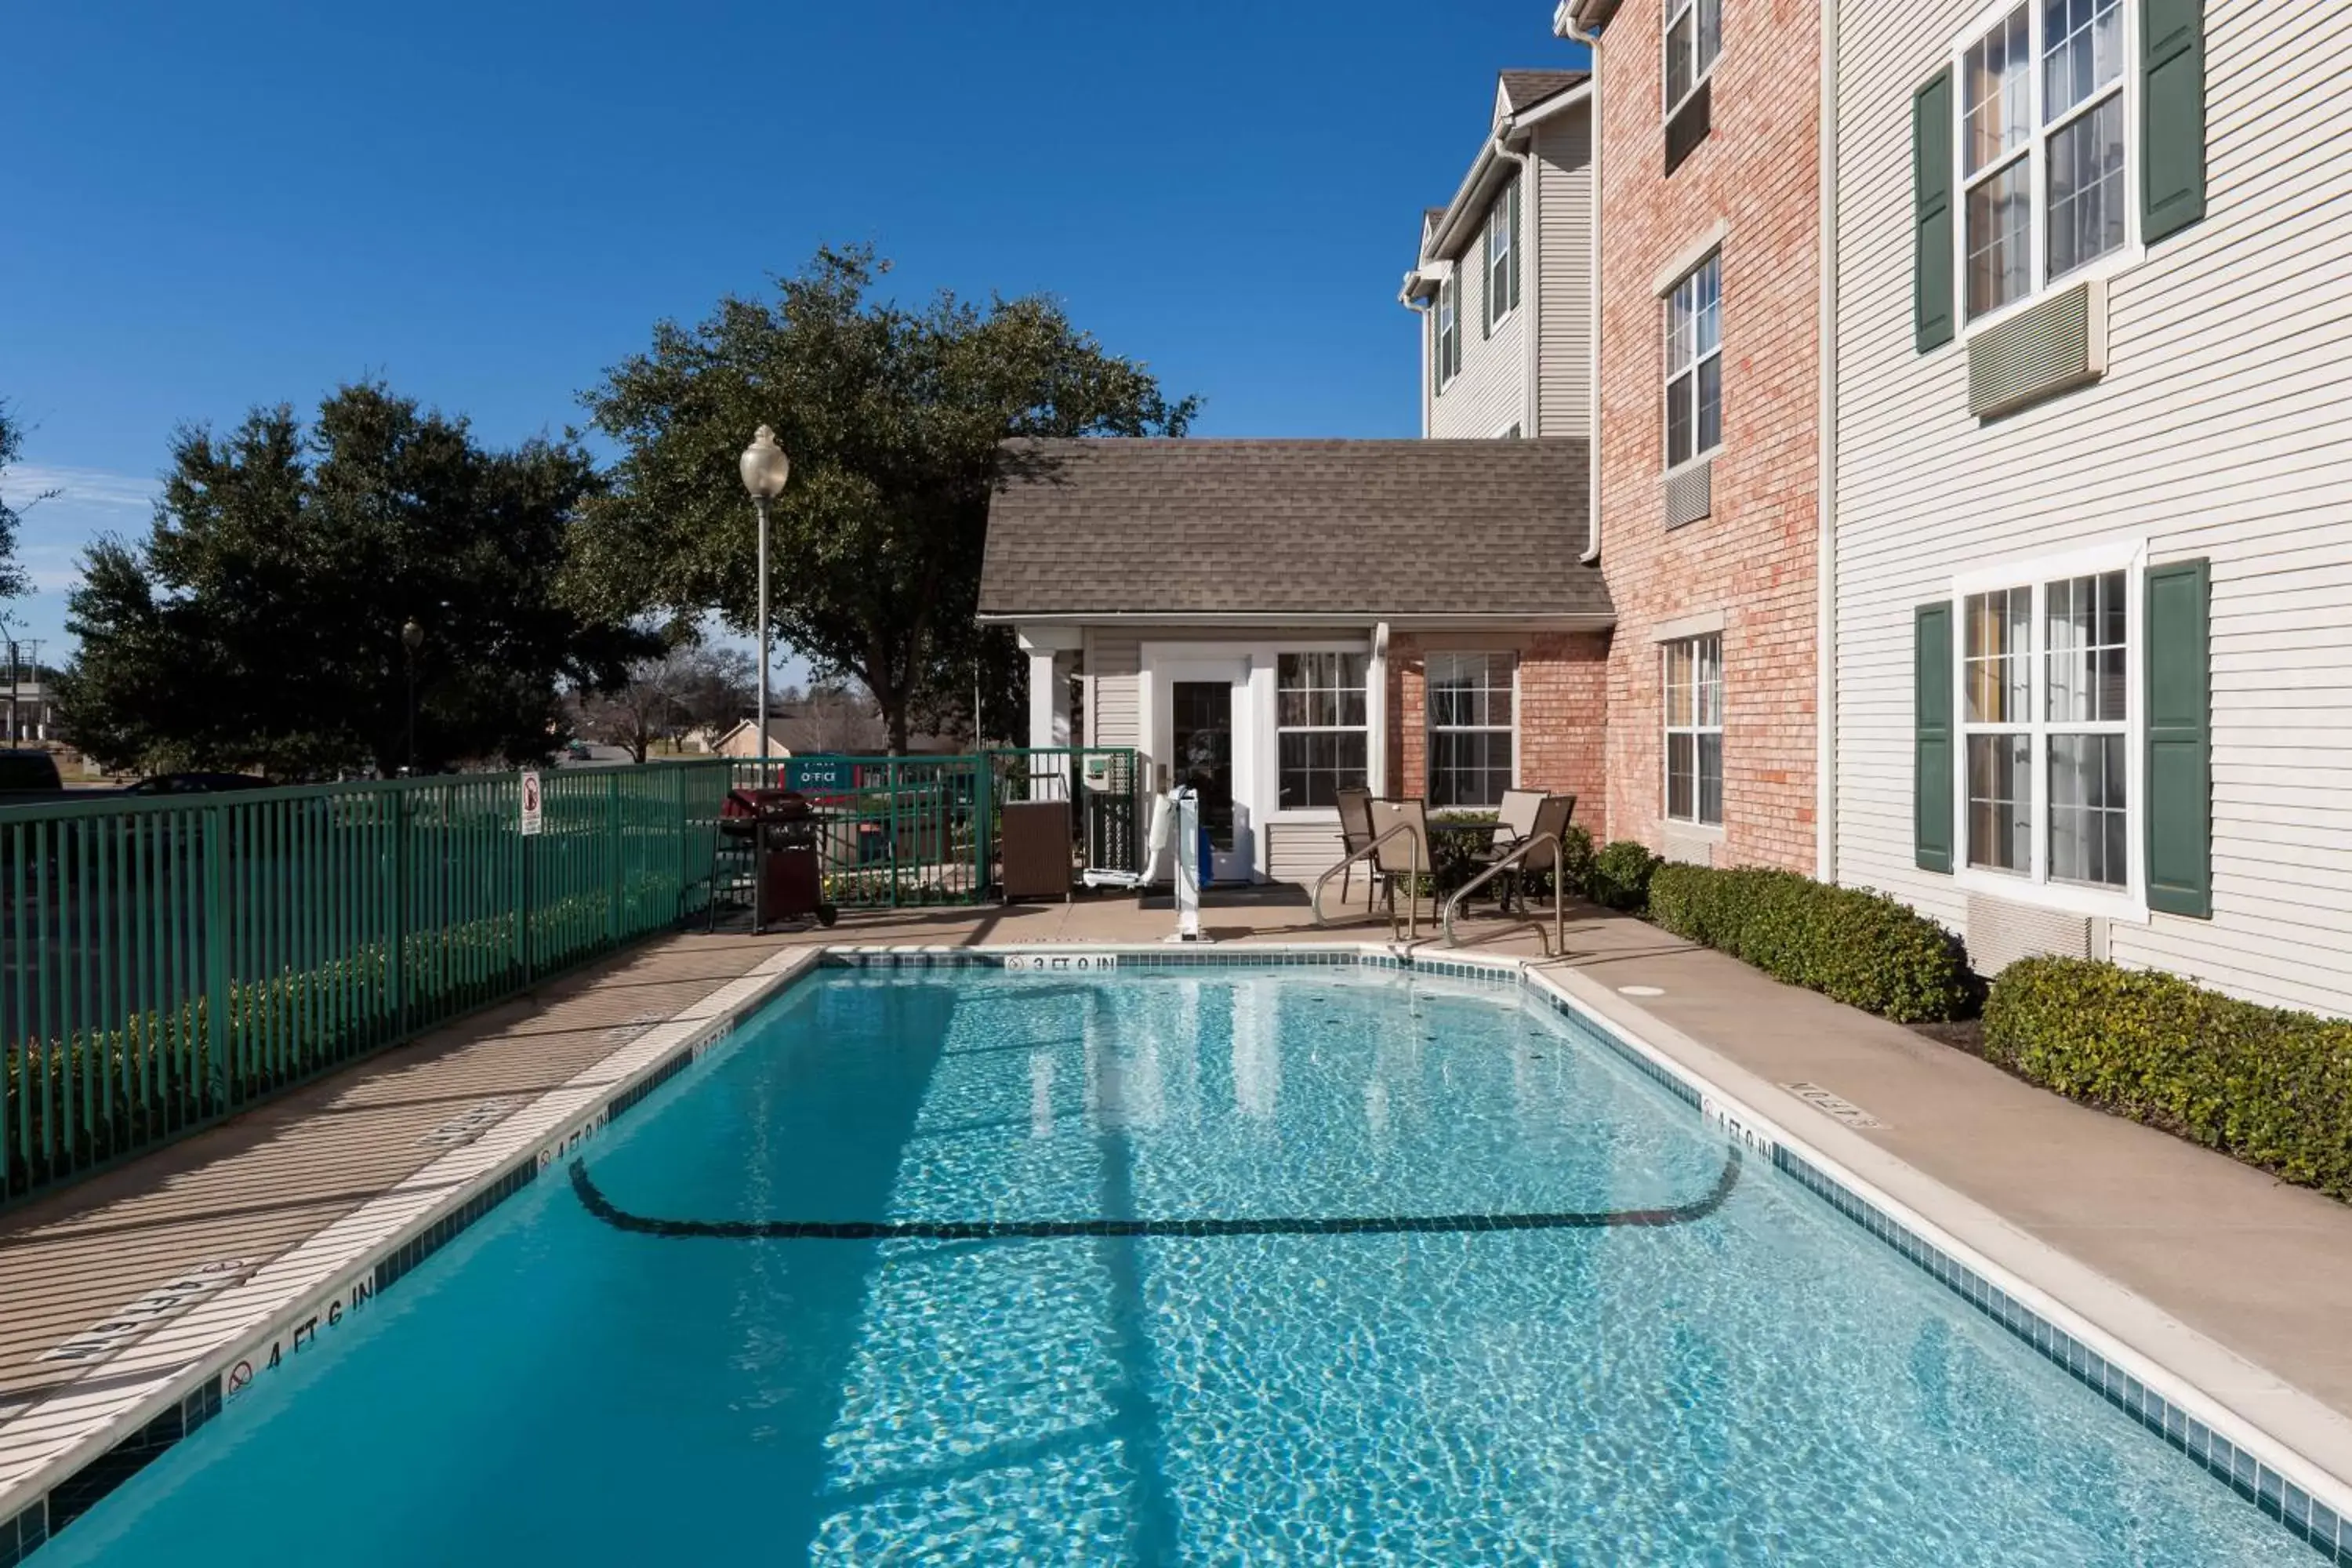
5, 887, 2352, 1528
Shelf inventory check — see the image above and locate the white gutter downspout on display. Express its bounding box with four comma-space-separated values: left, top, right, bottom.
1555, 8, 1604, 563
1492, 129, 1539, 435
1817, 0, 1841, 883
1402, 286, 1436, 437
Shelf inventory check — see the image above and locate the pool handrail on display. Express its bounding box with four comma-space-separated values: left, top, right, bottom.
1310, 822, 1425, 941
1441, 829, 1566, 956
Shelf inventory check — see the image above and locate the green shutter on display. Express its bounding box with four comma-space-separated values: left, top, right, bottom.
2142, 0, 2207, 244
1508, 177, 1523, 310
1912, 69, 1955, 354
2145, 558, 2212, 917
1915, 601, 1955, 873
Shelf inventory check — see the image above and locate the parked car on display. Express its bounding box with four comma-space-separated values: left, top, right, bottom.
0, 747, 64, 808
122, 771, 276, 796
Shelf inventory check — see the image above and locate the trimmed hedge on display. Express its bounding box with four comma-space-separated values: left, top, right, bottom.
1588, 840, 1662, 912
1647, 862, 1974, 1023
1986, 958, 2352, 1200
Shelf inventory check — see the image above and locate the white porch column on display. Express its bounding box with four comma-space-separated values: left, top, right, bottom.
1016, 625, 1082, 792
1025, 648, 1069, 750
1367, 622, 1391, 797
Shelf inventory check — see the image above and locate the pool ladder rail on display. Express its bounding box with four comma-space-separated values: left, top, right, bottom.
1311, 823, 1570, 955
1439, 830, 1568, 956
1309, 822, 1425, 942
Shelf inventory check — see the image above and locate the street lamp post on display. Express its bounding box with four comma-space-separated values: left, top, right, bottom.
739, 426, 791, 779
401, 618, 425, 775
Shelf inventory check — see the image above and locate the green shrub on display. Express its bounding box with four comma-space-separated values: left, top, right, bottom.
1549, 824, 1597, 902
1426, 811, 1498, 893
1588, 840, 1662, 913
1646, 862, 1974, 1023
1986, 958, 2352, 1199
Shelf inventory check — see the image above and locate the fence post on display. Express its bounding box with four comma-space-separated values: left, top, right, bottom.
608, 770, 622, 947
972, 754, 991, 902
520, 778, 535, 989
392, 787, 409, 1041
203, 802, 229, 1115
887, 760, 902, 909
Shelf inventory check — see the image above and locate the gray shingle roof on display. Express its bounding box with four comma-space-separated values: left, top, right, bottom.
1497, 68, 1588, 111
979, 438, 1609, 622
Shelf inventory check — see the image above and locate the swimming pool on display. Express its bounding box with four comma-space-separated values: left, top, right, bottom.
31, 960, 2323, 1563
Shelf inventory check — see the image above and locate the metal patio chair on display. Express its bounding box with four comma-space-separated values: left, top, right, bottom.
1335, 786, 1377, 910
1366, 796, 1433, 940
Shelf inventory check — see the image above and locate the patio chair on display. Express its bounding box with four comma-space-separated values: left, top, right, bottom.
1365, 796, 1432, 939
1335, 786, 1377, 909
1502, 793, 1577, 913
1492, 787, 1547, 849
1469, 787, 1561, 912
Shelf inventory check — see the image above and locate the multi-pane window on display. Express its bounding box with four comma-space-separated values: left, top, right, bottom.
1486, 179, 1520, 330
1959, 0, 2128, 321
1436, 275, 1461, 388
1664, 0, 1722, 118
1664, 636, 1723, 826
1960, 569, 2131, 888
1426, 652, 1515, 808
1277, 652, 1368, 811
1665, 253, 1723, 469
1962, 587, 2033, 871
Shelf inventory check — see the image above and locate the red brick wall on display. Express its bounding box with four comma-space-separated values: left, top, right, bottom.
1385, 633, 1608, 829
1593, 0, 1820, 871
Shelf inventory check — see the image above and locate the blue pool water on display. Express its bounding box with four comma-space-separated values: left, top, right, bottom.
44, 965, 2310, 1565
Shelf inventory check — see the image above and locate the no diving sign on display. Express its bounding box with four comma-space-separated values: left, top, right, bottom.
519, 770, 544, 836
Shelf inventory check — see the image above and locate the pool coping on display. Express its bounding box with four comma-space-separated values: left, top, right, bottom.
3, 939, 2349, 1566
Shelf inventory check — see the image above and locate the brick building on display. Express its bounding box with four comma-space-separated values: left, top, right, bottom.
1561, 0, 1823, 870
980, 439, 1612, 885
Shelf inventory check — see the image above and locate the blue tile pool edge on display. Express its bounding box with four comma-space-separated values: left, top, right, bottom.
0, 949, 827, 1566
7, 938, 2347, 1566
1511, 963, 2352, 1566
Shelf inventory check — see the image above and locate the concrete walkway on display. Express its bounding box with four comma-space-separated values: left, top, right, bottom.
5, 887, 2352, 1486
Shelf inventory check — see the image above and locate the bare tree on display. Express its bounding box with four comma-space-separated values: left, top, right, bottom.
790, 679, 887, 753
571, 643, 755, 763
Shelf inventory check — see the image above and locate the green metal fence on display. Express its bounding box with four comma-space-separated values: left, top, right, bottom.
727, 748, 1141, 909
1, 761, 733, 1207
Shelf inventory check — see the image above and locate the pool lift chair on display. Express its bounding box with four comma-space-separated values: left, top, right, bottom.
1080, 787, 1215, 942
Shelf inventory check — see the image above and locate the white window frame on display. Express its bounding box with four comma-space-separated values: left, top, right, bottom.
1424, 651, 1519, 809
1661, 634, 1723, 828
1274, 649, 1371, 815
1486, 181, 1517, 332
1663, 252, 1723, 473
1950, 538, 2150, 921
1951, 0, 2143, 336
1663, 0, 1722, 122
1436, 273, 1461, 390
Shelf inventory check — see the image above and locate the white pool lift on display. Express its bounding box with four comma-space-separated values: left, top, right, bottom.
1080, 787, 1214, 942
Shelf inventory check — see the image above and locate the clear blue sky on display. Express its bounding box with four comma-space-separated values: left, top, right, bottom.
0, 0, 1584, 664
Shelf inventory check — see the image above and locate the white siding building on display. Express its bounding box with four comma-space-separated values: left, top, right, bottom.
1831, 0, 2352, 1014
1406, 71, 1595, 441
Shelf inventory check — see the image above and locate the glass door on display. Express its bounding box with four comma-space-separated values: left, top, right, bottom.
1171, 681, 1237, 862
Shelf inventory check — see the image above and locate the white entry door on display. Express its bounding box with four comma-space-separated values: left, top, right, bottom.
1145, 655, 1256, 883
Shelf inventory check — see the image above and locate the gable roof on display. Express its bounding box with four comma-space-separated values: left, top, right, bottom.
978, 438, 1609, 624
1412, 67, 1592, 281
1497, 68, 1588, 114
